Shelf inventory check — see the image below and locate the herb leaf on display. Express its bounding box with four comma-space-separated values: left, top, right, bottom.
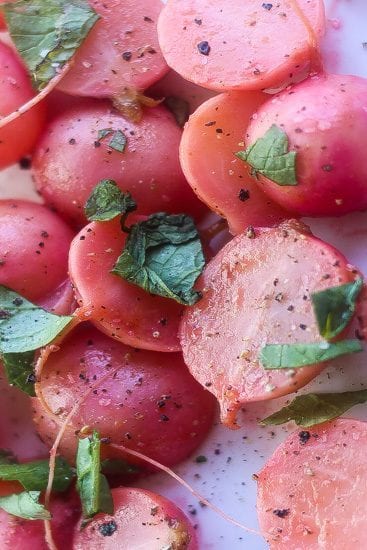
0, 491, 51, 520
76, 431, 114, 519
260, 339, 363, 369
84, 180, 137, 222
164, 96, 190, 127
0, 287, 73, 354
311, 277, 363, 340
2, 352, 35, 396
2, 0, 99, 90
97, 128, 127, 152
236, 125, 298, 185
112, 213, 205, 305
0, 455, 73, 492
260, 390, 367, 427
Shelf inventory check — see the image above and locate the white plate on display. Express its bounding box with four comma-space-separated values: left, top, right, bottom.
1, 1, 367, 548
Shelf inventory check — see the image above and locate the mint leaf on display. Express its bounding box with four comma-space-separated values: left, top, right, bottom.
76, 431, 113, 519
2, 352, 35, 396
0, 455, 73, 492
97, 128, 127, 152
260, 340, 363, 369
236, 125, 298, 185
0, 491, 51, 520
311, 277, 363, 340
112, 213, 205, 305
84, 180, 137, 222
260, 390, 367, 427
164, 96, 190, 127
2, 0, 99, 90
0, 287, 73, 354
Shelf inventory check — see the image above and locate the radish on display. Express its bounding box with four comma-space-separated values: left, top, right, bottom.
158, 0, 325, 91
180, 221, 360, 427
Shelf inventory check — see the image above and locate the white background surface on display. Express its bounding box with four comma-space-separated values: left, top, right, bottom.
1, 1, 367, 548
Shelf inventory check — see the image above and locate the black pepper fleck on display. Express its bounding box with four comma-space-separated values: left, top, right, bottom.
122, 51, 132, 61
299, 430, 311, 445
98, 521, 117, 537
197, 41, 211, 56
273, 509, 290, 518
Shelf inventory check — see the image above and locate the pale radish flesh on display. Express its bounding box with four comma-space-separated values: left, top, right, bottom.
257, 418, 367, 549
179, 92, 289, 234
158, 0, 325, 91
73, 487, 197, 549
180, 221, 359, 427
57, 0, 168, 98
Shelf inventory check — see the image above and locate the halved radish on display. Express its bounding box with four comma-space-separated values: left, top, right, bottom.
32, 101, 205, 228
179, 92, 289, 234
69, 217, 184, 352
158, 0, 325, 92
0, 491, 80, 550
73, 487, 197, 549
58, 0, 168, 98
33, 324, 215, 466
180, 221, 359, 427
245, 73, 367, 216
0, 362, 47, 462
0, 41, 45, 169
257, 418, 367, 549
0, 200, 74, 303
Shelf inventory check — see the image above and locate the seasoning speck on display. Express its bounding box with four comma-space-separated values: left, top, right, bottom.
273, 508, 290, 518
122, 51, 132, 61
197, 41, 211, 56
262, 3, 273, 10
195, 455, 207, 463
98, 521, 117, 537
299, 430, 311, 445
238, 189, 250, 202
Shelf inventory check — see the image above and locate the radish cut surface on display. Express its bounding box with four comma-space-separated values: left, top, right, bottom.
73, 487, 197, 549
158, 0, 325, 91
257, 418, 367, 549
180, 221, 359, 427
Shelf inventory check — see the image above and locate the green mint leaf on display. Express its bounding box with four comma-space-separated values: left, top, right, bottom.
236, 124, 298, 185
97, 128, 127, 152
101, 458, 140, 476
163, 96, 190, 127
0, 456, 73, 492
311, 277, 363, 340
112, 213, 205, 306
260, 389, 367, 427
76, 431, 114, 519
2, 0, 99, 90
84, 180, 137, 222
0, 287, 73, 354
2, 351, 36, 396
260, 339, 363, 369
0, 491, 51, 520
